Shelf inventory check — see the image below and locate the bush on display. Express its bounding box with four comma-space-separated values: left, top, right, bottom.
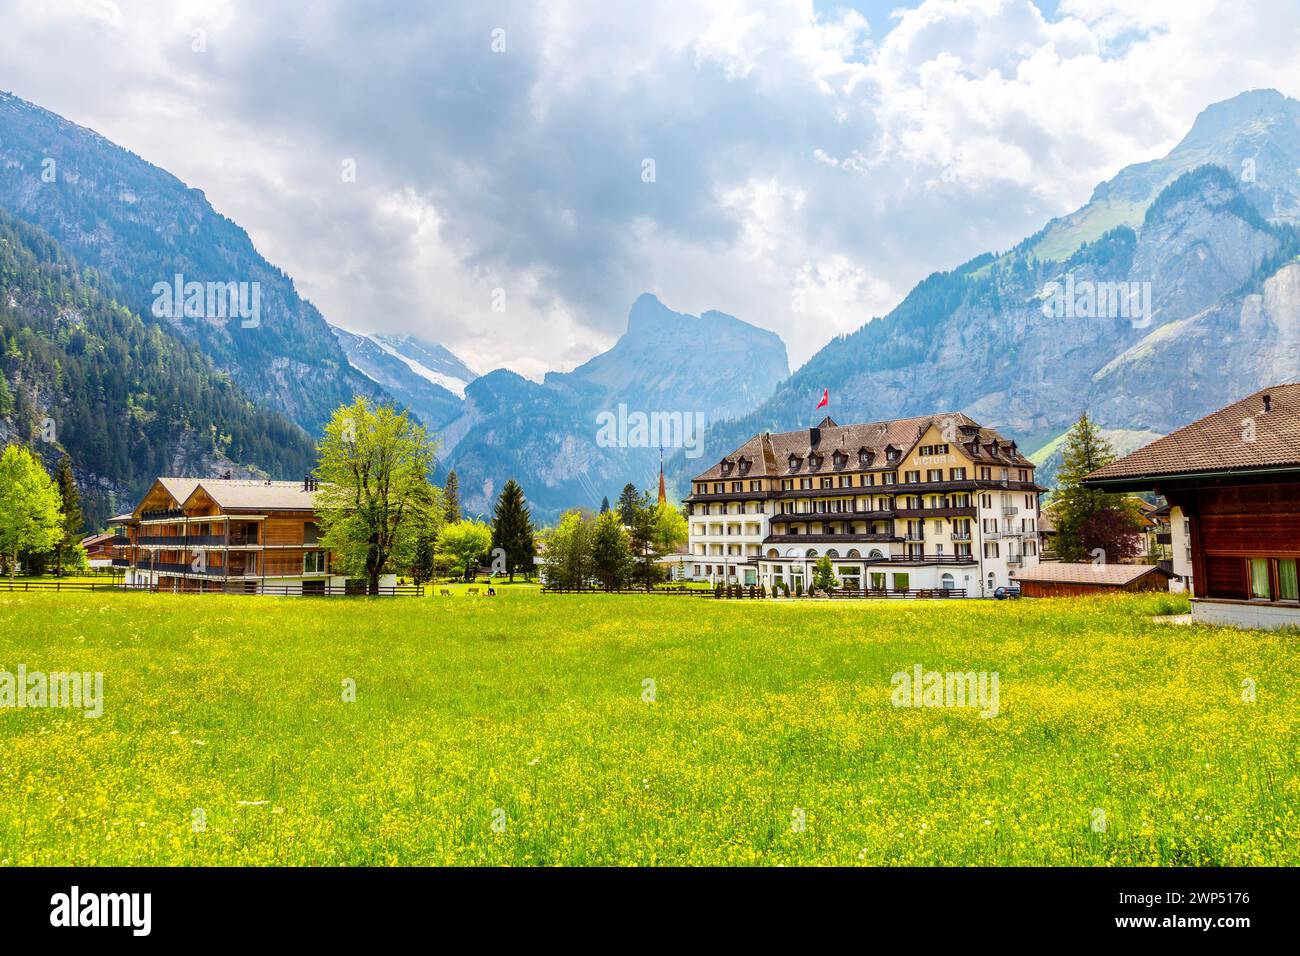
714, 583, 724, 599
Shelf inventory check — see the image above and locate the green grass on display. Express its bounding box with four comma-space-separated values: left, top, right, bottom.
0, 590, 1296, 866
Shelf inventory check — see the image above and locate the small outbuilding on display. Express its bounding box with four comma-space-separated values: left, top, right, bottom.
1012, 562, 1174, 597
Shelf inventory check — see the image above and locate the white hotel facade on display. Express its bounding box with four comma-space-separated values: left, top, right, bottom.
684, 414, 1043, 597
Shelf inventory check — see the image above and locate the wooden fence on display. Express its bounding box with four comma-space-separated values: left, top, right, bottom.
0, 580, 422, 597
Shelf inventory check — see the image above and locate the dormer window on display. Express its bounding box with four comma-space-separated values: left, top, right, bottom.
788, 454, 801, 471
720, 459, 734, 476
808, 453, 823, 470
738, 458, 751, 476
858, 447, 874, 468
885, 445, 900, 463
832, 450, 847, 470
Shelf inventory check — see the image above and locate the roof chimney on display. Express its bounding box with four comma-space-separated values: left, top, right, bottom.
809, 425, 820, 447
1263, 393, 1272, 413
222, 470, 232, 480
304, 473, 311, 490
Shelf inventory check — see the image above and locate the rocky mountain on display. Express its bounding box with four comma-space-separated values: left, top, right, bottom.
681, 89, 1300, 489
442, 294, 790, 519
0, 90, 384, 437
369, 334, 478, 398
332, 327, 469, 430
0, 208, 316, 530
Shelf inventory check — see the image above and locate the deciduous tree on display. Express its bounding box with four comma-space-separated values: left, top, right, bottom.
436, 520, 493, 581
315, 398, 439, 593
541, 510, 593, 589
0, 444, 63, 582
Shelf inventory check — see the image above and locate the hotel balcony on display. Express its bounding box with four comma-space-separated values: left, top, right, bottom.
876, 553, 978, 566
894, 506, 977, 519
763, 533, 900, 545
951, 531, 972, 541
1001, 505, 1018, 516
904, 532, 924, 541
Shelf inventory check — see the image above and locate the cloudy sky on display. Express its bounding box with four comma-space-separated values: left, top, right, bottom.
2, 0, 1298, 378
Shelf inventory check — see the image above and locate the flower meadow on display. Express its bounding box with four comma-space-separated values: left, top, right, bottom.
0, 590, 1295, 866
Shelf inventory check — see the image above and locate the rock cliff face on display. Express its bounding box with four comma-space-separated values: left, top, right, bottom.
332, 327, 468, 430
0, 90, 386, 437
683, 90, 1300, 488
442, 295, 790, 519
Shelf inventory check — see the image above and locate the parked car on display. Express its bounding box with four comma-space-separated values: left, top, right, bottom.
993, 586, 1021, 600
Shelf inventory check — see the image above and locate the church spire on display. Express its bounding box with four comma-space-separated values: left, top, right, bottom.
657, 445, 667, 505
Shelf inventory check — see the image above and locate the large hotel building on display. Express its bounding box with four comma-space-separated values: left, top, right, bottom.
684, 414, 1044, 596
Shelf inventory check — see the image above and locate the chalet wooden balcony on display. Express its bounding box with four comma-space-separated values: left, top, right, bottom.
135, 533, 259, 547
135, 561, 238, 578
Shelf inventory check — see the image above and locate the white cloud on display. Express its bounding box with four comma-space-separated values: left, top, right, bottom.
1, 0, 1298, 378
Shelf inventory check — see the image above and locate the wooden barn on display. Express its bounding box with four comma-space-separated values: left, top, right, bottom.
1012, 562, 1174, 597
1084, 384, 1300, 630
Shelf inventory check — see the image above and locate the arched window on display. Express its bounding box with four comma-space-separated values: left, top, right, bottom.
766, 548, 778, 558
847, 549, 861, 558
940, 573, 955, 591
869, 549, 884, 559
987, 572, 996, 592
826, 549, 840, 558
805, 549, 818, 558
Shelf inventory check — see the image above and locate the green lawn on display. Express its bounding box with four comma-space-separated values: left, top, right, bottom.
0, 590, 1295, 866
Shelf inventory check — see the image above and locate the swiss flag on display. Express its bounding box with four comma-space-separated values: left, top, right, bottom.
815, 388, 829, 410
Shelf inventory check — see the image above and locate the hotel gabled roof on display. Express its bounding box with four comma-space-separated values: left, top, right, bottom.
691, 412, 1034, 481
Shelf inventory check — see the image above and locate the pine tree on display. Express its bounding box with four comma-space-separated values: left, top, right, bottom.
52, 453, 84, 576
599, 496, 610, 515
490, 479, 536, 582
616, 483, 639, 526
1051, 412, 1141, 562
444, 470, 462, 523
590, 510, 634, 590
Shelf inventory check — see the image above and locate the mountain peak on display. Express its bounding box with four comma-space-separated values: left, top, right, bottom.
1179, 88, 1299, 150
